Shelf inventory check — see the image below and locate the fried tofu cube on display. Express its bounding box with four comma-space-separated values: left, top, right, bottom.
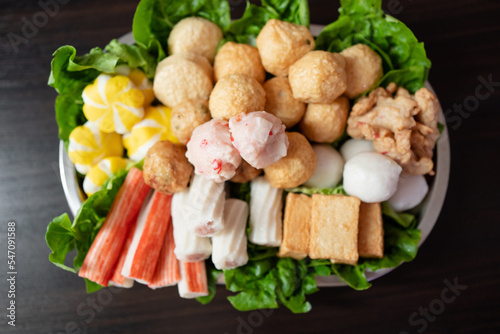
358, 202, 384, 258
278, 193, 312, 260
309, 194, 360, 264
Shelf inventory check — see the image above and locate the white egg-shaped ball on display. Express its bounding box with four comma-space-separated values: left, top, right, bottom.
304, 145, 344, 188
388, 174, 429, 212
343, 152, 402, 203
340, 139, 375, 162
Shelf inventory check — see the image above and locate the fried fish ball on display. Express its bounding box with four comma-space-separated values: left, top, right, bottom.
209, 73, 266, 119
143, 140, 193, 194
299, 96, 349, 143
288, 51, 347, 104
153, 54, 213, 108
256, 19, 315, 77
263, 132, 317, 188
340, 44, 383, 99
175, 52, 214, 80
263, 77, 306, 128
231, 160, 262, 183
171, 99, 211, 144
168, 17, 223, 63
214, 42, 265, 84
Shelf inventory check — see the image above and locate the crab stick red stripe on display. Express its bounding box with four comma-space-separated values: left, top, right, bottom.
148, 221, 180, 289
178, 261, 209, 299
121, 190, 173, 284
78, 167, 151, 287
109, 218, 138, 288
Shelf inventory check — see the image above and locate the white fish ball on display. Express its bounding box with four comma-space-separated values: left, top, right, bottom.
388, 174, 429, 211
343, 152, 402, 203
304, 145, 344, 188
340, 139, 375, 162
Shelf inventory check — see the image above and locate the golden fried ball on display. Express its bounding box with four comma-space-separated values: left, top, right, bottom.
171, 99, 211, 144
256, 19, 315, 77
340, 44, 383, 99
263, 77, 306, 128
143, 140, 193, 194
175, 52, 214, 81
288, 51, 347, 104
153, 54, 213, 108
214, 42, 265, 84
230, 160, 262, 183
168, 17, 223, 63
263, 132, 317, 188
209, 73, 266, 120
299, 96, 349, 143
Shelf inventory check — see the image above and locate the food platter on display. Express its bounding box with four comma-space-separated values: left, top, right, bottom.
58, 27, 450, 287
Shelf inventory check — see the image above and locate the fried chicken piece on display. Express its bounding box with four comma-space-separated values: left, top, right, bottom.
347, 84, 441, 175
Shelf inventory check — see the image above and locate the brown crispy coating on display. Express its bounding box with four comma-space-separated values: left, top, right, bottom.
299, 96, 349, 143
214, 42, 265, 84
288, 51, 347, 104
167, 17, 223, 63
171, 99, 211, 144
278, 193, 311, 260
230, 160, 262, 183
143, 141, 193, 194
358, 202, 384, 258
256, 19, 315, 77
209, 73, 266, 120
347, 84, 440, 175
309, 194, 360, 264
153, 55, 213, 108
263, 77, 306, 128
340, 44, 383, 99
263, 132, 317, 188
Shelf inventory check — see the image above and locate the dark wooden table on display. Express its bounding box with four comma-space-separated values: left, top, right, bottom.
1, 0, 499, 333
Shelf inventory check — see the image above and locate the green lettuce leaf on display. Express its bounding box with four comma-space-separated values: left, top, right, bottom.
223, 244, 318, 313
381, 201, 417, 228
225, 0, 309, 46
132, 0, 231, 58
315, 0, 431, 93
285, 185, 346, 196
46, 162, 142, 292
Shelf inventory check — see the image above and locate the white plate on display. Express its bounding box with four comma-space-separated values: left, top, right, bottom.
59, 27, 450, 287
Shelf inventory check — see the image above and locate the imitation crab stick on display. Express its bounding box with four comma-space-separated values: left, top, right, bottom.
109, 218, 138, 288
121, 190, 173, 284
248, 176, 283, 247
212, 199, 249, 270
148, 222, 180, 289
172, 189, 212, 262
78, 167, 151, 286
178, 261, 209, 299
184, 174, 226, 237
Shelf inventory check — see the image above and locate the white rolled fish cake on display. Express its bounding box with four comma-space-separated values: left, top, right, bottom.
183, 175, 226, 237
249, 176, 283, 247
211, 199, 249, 270
171, 189, 212, 262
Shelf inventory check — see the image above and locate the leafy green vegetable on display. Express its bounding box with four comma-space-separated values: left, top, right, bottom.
381, 201, 417, 228
132, 0, 231, 58
285, 185, 346, 196
46, 163, 141, 292
225, 0, 309, 45
223, 243, 318, 313
315, 0, 431, 93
